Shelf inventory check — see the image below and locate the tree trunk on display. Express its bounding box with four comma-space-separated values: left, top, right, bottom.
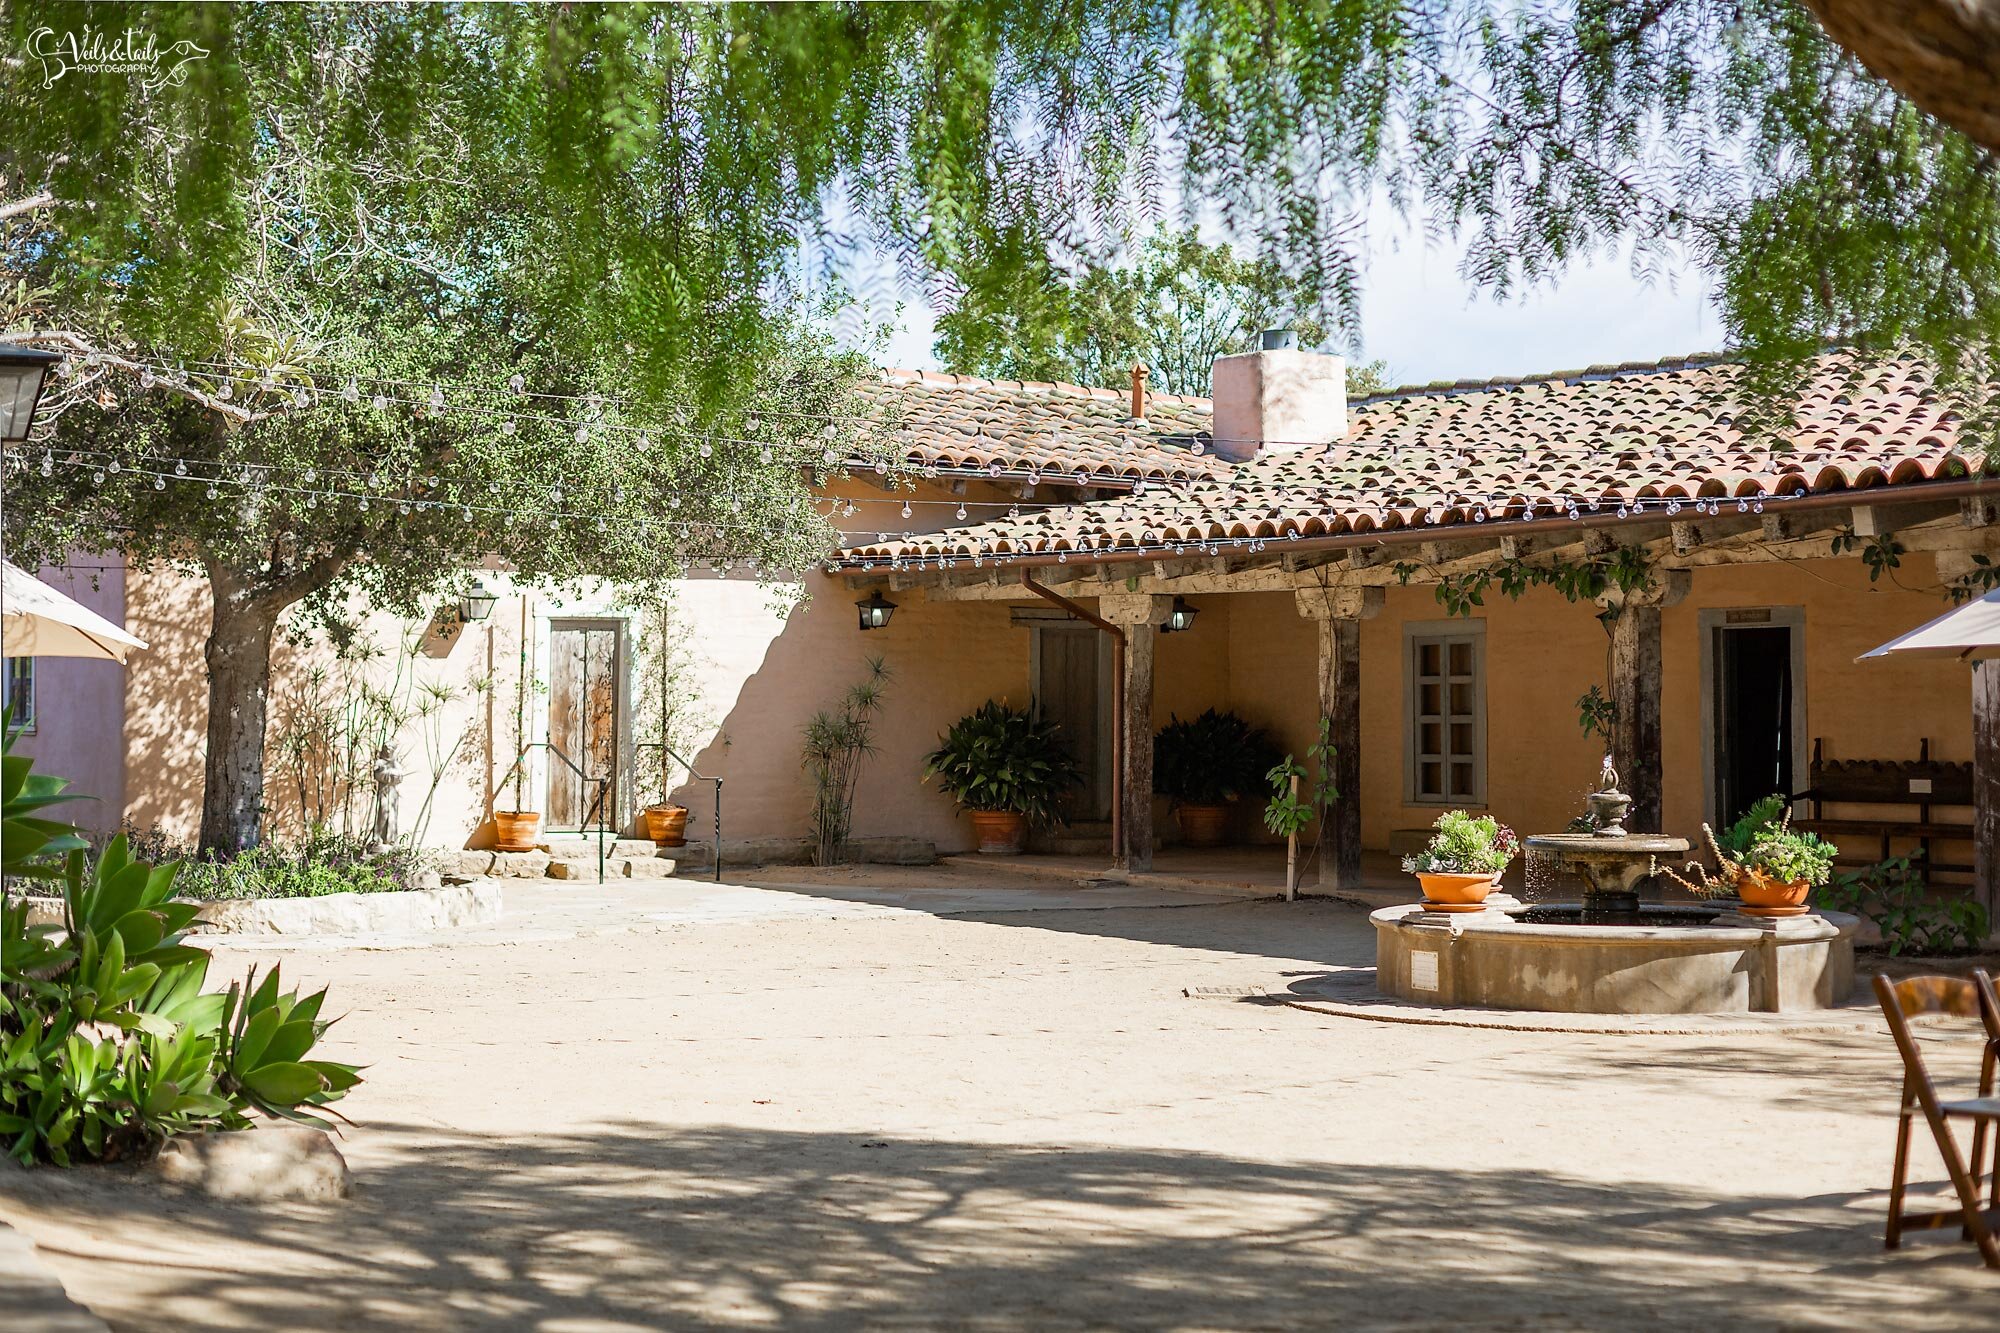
1805, 0, 2000, 153
198, 567, 284, 856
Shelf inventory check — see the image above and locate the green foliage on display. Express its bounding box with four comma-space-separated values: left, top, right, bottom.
1153, 709, 1280, 807
9, 3, 1999, 413
802, 658, 892, 865
1831, 529, 1906, 582
121, 828, 417, 903
923, 700, 1083, 825
1743, 827, 1841, 888
1944, 552, 2000, 605
1262, 718, 1338, 841
937, 223, 1381, 395
1817, 856, 1992, 956
1431, 549, 1654, 618
1401, 811, 1520, 877
1715, 795, 1790, 860
1575, 686, 1617, 741
0, 744, 357, 1165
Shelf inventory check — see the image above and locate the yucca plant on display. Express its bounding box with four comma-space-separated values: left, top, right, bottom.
923, 701, 1082, 826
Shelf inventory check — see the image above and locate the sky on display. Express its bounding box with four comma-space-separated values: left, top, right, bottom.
854, 215, 1722, 392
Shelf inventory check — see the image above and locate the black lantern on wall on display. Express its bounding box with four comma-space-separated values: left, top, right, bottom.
855, 590, 897, 631
1161, 597, 1198, 633
0, 347, 61, 446
457, 579, 498, 624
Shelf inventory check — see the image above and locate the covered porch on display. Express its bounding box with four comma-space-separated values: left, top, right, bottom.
844, 483, 2000, 925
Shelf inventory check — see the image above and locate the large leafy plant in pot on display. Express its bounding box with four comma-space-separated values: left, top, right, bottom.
923, 701, 1082, 854
1153, 709, 1280, 846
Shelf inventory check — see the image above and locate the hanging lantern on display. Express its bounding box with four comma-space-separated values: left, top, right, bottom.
855, 590, 897, 631
1161, 597, 1199, 634
0, 347, 61, 445
457, 579, 499, 623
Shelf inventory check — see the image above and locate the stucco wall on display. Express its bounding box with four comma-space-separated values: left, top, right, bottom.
11, 560, 131, 835
89, 526, 1983, 869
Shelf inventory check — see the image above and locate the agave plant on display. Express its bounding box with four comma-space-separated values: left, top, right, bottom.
0, 740, 361, 1164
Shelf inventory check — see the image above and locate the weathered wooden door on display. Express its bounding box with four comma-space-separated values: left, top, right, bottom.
1034, 624, 1111, 821
547, 622, 622, 829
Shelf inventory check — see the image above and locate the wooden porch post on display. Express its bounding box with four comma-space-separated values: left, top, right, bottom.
1602, 570, 1688, 837
1975, 659, 2000, 922
1100, 593, 1172, 872
1297, 587, 1383, 892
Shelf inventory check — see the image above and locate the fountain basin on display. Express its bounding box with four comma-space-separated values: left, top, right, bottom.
1371, 903, 1857, 1014
1523, 831, 1690, 918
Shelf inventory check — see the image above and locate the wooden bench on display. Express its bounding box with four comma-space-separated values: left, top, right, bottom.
1791, 738, 1974, 877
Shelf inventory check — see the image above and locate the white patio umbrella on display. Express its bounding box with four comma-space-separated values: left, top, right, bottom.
1858, 587, 2000, 663
1, 561, 147, 662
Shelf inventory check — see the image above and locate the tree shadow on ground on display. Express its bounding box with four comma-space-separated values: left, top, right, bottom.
2, 1120, 1991, 1332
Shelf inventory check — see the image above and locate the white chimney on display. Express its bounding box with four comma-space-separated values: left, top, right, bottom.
1208, 331, 1347, 463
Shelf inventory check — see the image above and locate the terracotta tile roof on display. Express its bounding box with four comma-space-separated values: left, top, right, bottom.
856, 368, 1225, 485
832, 352, 1992, 569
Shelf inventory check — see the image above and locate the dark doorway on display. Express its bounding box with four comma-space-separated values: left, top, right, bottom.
1033, 624, 1111, 821
1713, 623, 1795, 827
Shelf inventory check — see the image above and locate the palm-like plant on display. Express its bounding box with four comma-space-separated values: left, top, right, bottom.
1154, 709, 1280, 806
923, 701, 1082, 826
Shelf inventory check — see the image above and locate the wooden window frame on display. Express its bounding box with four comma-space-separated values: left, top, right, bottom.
1403, 619, 1487, 808
4, 657, 34, 734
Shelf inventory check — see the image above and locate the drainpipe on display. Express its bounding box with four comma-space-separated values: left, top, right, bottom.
1020, 573, 1125, 861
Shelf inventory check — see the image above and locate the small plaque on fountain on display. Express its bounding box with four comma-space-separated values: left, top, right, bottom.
1409, 950, 1440, 992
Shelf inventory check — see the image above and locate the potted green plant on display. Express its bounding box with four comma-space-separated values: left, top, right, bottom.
1153, 709, 1280, 846
1665, 798, 1839, 917
923, 701, 1082, 854
1401, 811, 1519, 910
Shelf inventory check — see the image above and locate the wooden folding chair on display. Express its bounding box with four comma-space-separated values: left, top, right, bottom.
1875, 970, 2000, 1268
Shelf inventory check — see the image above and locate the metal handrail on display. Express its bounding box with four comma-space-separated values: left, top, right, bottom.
499, 741, 613, 882
633, 740, 723, 882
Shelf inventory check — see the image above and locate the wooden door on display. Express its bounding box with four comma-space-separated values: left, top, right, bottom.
1035, 624, 1110, 821
547, 623, 621, 829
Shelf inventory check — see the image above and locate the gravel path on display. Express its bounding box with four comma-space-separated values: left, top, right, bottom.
0, 889, 1991, 1330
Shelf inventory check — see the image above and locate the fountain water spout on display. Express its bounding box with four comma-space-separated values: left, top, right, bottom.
1582, 754, 1632, 838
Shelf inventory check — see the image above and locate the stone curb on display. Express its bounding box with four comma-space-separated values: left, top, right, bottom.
8, 882, 502, 937
0, 1212, 109, 1332
1274, 968, 1882, 1036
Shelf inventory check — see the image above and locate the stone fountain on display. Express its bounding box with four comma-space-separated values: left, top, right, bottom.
1522, 758, 1688, 922
1366, 758, 1857, 1015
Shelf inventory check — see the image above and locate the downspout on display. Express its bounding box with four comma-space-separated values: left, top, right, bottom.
1020, 573, 1125, 861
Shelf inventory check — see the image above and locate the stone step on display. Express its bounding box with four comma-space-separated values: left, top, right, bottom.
454, 850, 553, 879
547, 856, 681, 883
537, 838, 666, 860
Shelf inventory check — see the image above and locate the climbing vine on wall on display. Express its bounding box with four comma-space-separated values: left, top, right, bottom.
1830, 528, 1905, 581
1405, 548, 1656, 619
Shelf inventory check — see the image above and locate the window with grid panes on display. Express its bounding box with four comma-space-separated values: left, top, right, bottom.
1405, 623, 1484, 804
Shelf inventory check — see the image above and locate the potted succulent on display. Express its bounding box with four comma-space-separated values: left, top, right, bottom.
924, 700, 1082, 854
1664, 797, 1838, 917
1401, 811, 1520, 910
1153, 709, 1281, 847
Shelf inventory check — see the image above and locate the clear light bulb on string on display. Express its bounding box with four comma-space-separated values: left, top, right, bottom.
822, 447, 837, 464
699, 440, 713, 458
341, 379, 359, 403
509, 372, 525, 394
206, 486, 218, 499
429, 387, 446, 410
759, 446, 772, 464
139, 367, 155, 388
153, 477, 164, 490
956, 504, 967, 521
746, 414, 761, 433
371, 394, 388, 410
108, 460, 120, 474
216, 382, 233, 401
574, 426, 589, 444
91, 470, 103, 484
292, 387, 310, 408
175, 461, 187, 476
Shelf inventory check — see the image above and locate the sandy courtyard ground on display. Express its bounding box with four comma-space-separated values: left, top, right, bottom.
1, 879, 1996, 1330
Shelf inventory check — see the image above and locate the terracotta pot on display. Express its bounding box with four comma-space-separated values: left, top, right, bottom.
968, 809, 1029, 855
1416, 871, 1498, 912
1736, 869, 1812, 917
494, 810, 542, 852
1174, 803, 1232, 847
644, 804, 689, 847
